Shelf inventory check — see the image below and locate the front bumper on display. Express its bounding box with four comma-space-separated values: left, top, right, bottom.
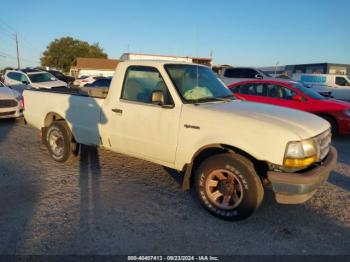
267, 146, 337, 204
0, 106, 23, 119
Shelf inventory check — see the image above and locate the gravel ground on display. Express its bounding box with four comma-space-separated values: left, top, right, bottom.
0, 118, 349, 255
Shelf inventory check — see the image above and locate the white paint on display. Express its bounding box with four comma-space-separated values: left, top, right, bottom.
23, 60, 330, 171
121, 53, 193, 63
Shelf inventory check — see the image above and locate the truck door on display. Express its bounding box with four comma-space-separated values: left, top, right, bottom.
104, 66, 180, 164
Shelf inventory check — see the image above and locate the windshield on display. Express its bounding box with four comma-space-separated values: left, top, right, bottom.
291, 82, 326, 100
165, 64, 234, 103
260, 70, 271, 77
50, 71, 63, 77
28, 73, 56, 83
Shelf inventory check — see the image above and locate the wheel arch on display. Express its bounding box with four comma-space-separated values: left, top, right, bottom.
42, 112, 78, 149
44, 112, 65, 127
182, 143, 268, 190
41, 112, 79, 155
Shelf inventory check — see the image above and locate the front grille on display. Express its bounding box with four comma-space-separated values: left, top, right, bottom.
0, 111, 15, 116
0, 99, 18, 108
315, 129, 331, 161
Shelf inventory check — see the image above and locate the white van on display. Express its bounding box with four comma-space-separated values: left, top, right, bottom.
292, 73, 350, 101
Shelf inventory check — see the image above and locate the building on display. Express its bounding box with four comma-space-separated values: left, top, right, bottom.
120, 53, 212, 66
260, 63, 350, 77
70, 57, 120, 78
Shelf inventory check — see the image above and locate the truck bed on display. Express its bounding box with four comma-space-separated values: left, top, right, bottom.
26, 86, 109, 99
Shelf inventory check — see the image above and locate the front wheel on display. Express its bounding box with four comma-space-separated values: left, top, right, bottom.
195, 153, 264, 220
46, 121, 75, 162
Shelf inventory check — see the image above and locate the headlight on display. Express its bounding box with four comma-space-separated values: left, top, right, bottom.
344, 109, 350, 117
284, 139, 318, 168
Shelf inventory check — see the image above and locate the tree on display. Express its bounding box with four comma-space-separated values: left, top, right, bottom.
40, 37, 108, 72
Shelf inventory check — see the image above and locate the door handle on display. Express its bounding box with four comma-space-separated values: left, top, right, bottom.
112, 108, 123, 114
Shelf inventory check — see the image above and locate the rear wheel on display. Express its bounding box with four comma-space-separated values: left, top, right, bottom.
46, 121, 76, 162
195, 153, 264, 220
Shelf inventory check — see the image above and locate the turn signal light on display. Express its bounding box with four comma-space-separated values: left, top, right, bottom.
283, 155, 317, 168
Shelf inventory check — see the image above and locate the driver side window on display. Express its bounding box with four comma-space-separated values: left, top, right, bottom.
121, 66, 173, 105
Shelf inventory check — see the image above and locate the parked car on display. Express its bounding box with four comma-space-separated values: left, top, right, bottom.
4, 69, 68, 92
84, 77, 111, 88
0, 81, 23, 119
44, 69, 75, 84
217, 66, 272, 86
23, 60, 337, 220
292, 73, 350, 101
229, 79, 350, 135
73, 76, 106, 87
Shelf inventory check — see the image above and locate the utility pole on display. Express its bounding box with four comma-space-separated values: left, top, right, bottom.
274, 61, 279, 77
15, 32, 20, 69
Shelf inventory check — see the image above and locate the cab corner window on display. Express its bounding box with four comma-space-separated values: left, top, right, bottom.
121, 66, 173, 105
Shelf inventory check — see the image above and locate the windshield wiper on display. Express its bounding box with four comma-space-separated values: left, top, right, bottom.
189, 96, 234, 104
217, 94, 236, 101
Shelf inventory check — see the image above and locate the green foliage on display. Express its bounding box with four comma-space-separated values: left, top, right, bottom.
40, 37, 108, 72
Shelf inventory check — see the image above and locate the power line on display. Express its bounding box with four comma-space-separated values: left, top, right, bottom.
0, 50, 39, 64
0, 18, 42, 64
0, 26, 16, 41
0, 18, 16, 34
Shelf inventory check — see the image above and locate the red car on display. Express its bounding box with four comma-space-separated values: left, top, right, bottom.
229, 79, 350, 135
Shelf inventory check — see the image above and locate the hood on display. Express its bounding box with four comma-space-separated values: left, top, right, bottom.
0, 86, 19, 99
180, 100, 331, 166
30, 80, 67, 89
190, 100, 329, 140
321, 98, 350, 109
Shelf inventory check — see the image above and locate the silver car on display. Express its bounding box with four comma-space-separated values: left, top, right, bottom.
0, 81, 23, 119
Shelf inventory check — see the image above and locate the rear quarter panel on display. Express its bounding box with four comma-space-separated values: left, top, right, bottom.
23, 90, 104, 145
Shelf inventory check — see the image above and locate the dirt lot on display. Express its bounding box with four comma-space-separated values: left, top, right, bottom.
0, 119, 349, 255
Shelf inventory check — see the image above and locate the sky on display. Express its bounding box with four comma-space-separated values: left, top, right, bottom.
0, 0, 349, 69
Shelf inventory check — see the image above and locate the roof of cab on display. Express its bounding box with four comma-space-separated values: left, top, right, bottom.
119, 59, 208, 67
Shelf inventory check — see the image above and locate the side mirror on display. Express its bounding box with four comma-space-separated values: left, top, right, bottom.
151, 90, 165, 105
21, 80, 29, 85
255, 73, 263, 79
292, 95, 304, 101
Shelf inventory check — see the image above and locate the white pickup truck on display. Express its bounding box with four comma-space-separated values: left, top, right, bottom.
23, 60, 337, 220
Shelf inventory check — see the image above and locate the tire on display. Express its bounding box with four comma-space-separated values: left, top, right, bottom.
195, 153, 264, 221
46, 121, 75, 162
321, 115, 338, 136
